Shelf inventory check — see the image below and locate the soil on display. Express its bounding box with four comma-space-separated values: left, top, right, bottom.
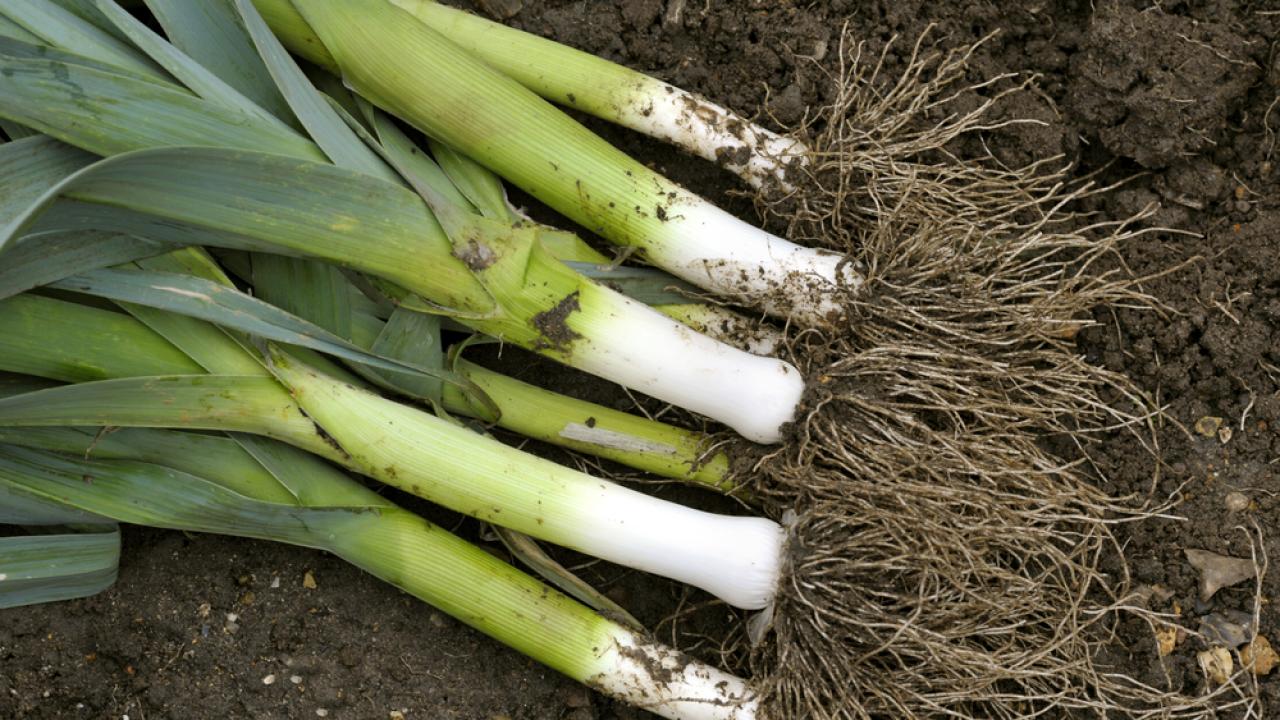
4, 0, 1280, 718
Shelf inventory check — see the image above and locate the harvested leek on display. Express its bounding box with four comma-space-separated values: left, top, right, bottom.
389, 0, 806, 191
0, 424, 757, 720
252, 0, 854, 324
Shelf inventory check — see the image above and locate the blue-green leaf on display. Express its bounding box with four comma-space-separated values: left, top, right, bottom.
142, 0, 295, 126
0, 530, 120, 609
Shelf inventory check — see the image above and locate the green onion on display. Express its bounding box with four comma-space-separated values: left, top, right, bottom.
0, 6, 805, 442
252, 0, 853, 325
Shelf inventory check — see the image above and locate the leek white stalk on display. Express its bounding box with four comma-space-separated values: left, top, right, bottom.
564, 280, 804, 443
384, 0, 804, 191
253, 0, 855, 326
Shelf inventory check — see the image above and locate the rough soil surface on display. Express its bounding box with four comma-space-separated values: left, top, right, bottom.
4, 0, 1280, 718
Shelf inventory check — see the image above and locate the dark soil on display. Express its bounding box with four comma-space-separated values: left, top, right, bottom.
4, 0, 1279, 718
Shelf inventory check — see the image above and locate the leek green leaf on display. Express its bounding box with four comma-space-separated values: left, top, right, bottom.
141, 0, 295, 126
0, 55, 322, 160
0, 294, 202, 382
233, 0, 395, 181
429, 138, 512, 221
0, 376, 333, 460
0, 14, 41, 43
0, 135, 95, 225
369, 307, 444, 404
90, 0, 291, 131
250, 255, 353, 341
1, 147, 493, 319
1, 0, 161, 78
0, 231, 165, 301
0, 530, 120, 609
0, 444, 346, 545
563, 261, 699, 306
52, 268, 466, 386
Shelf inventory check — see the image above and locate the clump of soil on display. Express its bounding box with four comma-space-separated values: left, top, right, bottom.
1067, 2, 1260, 169
4, 1, 1279, 718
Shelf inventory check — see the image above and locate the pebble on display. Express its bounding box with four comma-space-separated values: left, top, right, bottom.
262, 674, 276, 686
290, 675, 303, 685
563, 687, 592, 708
476, 0, 523, 20
1225, 491, 1251, 512
315, 710, 329, 718
1242, 635, 1279, 675
338, 644, 363, 668
303, 571, 317, 590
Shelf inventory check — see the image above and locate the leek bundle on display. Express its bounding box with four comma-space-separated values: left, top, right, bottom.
253, 0, 852, 324
0, 404, 757, 720
0, 268, 784, 609
0, 3, 1186, 718
0, 0, 802, 443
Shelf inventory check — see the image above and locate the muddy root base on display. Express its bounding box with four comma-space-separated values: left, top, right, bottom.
723, 31, 1253, 716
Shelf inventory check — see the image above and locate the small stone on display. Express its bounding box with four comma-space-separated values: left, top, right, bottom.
1185, 548, 1258, 601
303, 571, 317, 590
1198, 611, 1253, 647
563, 686, 592, 708
270, 576, 281, 589
1154, 624, 1179, 656
1241, 635, 1279, 675
262, 674, 277, 686
389, 711, 406, 720
475, 0, 522, 20
1195, 416, 1223, 437
1218, 425, 1233, 444
239, 591, 256, 606
197, 602, 211, 619
1225, 491, 1251, 512
315, 710, 329, 718
1199, 647, 1233, 684
290, 675, 303, 685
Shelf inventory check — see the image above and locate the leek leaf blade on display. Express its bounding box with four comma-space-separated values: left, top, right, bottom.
51, 268, 468, 388
89, 0, 290, 131
141, 0, 296, 126
0, 529, 120, 609
232, 0, 395, 181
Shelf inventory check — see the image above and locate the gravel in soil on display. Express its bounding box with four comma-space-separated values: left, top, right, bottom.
4, 0, 1279, 717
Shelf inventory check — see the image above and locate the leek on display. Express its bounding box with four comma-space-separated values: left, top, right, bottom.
0, 429, 758, 719
252, 0, 854, 324
388, 1, 806, 190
